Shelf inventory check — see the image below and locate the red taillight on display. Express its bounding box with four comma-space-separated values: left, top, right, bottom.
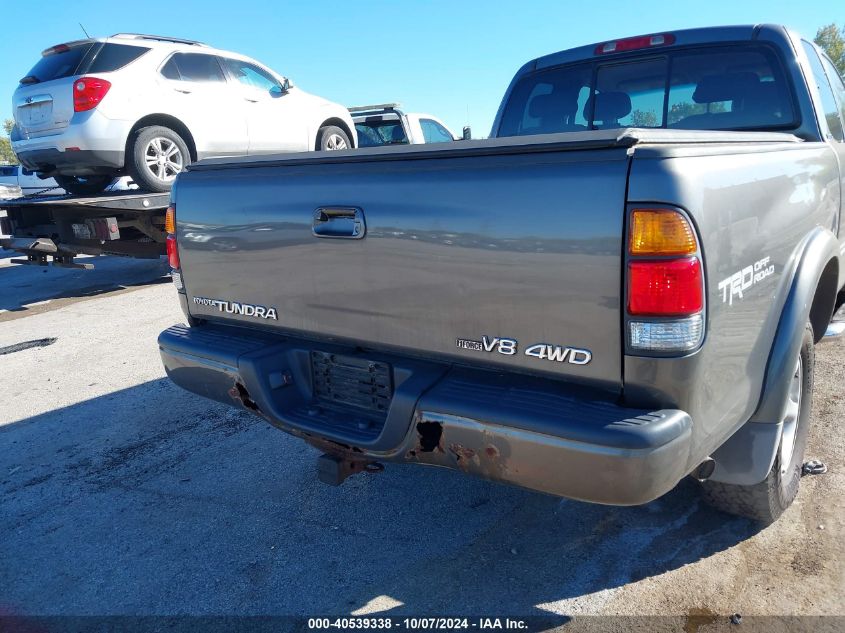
73, 77, 111, 112
595, 33, 675, 55
166, 235, 180, 269
628, 258, 702, 316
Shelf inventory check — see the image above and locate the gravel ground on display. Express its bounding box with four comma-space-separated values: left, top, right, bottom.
0, 261, 842, 631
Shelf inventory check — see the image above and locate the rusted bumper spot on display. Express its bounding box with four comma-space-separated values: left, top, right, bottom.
409, 415, 507, 478
415, 420, 443, 453
228, 382, 260, 412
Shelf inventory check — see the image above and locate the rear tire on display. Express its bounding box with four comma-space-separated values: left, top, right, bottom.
53, 174, 114, 196
702, 322, 814, 524
127, 125, 190, 193
316, 125, 351, 151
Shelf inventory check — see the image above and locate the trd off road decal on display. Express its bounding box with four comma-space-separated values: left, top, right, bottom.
717, 256, 775, 305
456, 336, 592, 365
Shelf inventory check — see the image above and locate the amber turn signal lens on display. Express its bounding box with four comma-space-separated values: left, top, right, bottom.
629, 209, 696, 255
165, 206, 176, 235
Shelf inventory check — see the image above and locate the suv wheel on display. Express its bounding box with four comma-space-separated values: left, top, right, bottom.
316, 125, 351, 151
702, 322, 814, 524
127, 126, 190, 193
54, 174, 114, 196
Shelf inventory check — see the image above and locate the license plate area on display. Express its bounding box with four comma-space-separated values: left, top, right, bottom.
309, 351, 393, 435
19, 101, 52, 127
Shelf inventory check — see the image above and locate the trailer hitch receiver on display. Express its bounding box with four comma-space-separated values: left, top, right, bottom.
317, 453, 384, 486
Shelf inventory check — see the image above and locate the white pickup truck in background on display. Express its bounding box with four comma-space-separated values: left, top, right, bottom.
350, 104, 466, 147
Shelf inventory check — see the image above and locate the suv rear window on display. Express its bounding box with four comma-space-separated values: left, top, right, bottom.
21, 43, 95, 84
498, 45, 796, 136
88, 43, 149, 73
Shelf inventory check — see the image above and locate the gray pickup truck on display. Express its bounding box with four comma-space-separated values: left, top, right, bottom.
159, 25, 845, 524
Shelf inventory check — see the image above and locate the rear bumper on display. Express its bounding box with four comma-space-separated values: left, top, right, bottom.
158, 323, 694, 505
12, 111, 130, 175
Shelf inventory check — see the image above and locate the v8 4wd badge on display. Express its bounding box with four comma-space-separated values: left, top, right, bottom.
456, 336, 592, 365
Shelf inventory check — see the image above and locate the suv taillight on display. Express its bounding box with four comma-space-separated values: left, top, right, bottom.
73, 77, 111, 112
626, 209, 704, 353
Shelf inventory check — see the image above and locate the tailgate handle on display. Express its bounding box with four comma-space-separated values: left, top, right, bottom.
312, 207, 366, 239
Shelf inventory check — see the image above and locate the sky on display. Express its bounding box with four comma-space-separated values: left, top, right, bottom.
1, 0, 841, 137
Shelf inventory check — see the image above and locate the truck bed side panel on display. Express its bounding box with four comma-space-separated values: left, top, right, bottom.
625, 142, 841, 452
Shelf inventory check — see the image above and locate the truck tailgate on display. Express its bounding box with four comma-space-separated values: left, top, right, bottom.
175, 142, 630, 388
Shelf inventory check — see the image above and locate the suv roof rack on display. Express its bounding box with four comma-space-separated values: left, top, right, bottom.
348, 103, 402, 114
110, 33, 208, 46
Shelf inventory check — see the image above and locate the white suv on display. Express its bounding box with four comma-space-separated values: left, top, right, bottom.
11, 34, 357, 195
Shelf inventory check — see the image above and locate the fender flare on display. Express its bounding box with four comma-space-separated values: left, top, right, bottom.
709, 227, 839, 485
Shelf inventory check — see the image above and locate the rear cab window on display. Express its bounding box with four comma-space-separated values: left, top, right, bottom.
595, 58, 666, 128
21, 42, 95, 84
498, 44, 797, 136
354, 119, 408, 147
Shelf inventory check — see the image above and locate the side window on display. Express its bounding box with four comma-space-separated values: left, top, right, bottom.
163, 53, 226, 83
420, 119, 454, 143
802, 41, 844, 141
223, 58, 281, 92
819, 55, 845, 142
88, 43, 149, 73
160, 57, 180, 80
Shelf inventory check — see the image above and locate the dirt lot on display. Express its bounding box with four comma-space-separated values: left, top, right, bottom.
1, 253, 843, 631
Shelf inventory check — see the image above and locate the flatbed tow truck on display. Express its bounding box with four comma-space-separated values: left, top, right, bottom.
0, 191, 167, 269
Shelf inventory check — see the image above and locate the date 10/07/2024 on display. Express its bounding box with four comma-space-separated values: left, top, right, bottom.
307, 617, 530, 630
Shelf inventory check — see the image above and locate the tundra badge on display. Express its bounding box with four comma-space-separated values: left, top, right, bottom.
192, 297, 278, 320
